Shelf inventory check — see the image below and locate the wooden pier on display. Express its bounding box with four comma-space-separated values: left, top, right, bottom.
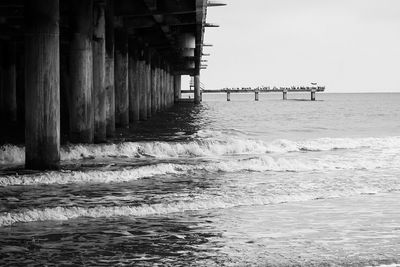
0, 0, 225, 169
181, 85, 326, 101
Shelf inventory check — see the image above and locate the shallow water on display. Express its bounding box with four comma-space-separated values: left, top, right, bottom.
1, 93, 400, 266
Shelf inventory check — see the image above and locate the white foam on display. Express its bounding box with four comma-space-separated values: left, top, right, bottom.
1, 151, 398, 187
0, 188, 393, 226
2, 136, 400, 165
0, 163, 189, 186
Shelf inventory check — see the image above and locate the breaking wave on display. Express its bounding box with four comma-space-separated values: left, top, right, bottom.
1, 153, 397, 187
0, 188, 394, 226
0, 163, 190, 186
1, 135, 400, 165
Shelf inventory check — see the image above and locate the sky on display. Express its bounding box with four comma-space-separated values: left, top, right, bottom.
198, 0, 400, 93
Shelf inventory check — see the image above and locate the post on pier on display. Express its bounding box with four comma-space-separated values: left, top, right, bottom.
160, 65, 166, 110
311, 89, 316, 101
2, 41, 17, 125
138, 48, 147, 120
255, 91, 259, 101
128, 45, 140, 122
156, 63, 162, 111
145, 48, 152, 118
194, 75, 201, 104
174, 74, 181, 103
25, 0, 60, 169
105, 0, 115, 137
283, 89, 288, 100
69, 0, 94, 143
227, 91, 231, 101
114, 19, 129, 128
151, 55, 157, 115
93, 2, 106, 142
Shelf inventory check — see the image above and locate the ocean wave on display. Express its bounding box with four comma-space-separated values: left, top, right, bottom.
0, 189, 392, 226
1, 136, 400, 165
0, 163, 190, 186
1, 153, 397, 187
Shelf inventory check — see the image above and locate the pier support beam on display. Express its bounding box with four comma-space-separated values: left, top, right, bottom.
105, 0, 115, 137
114, 24, 129, 128
69, 0, 94, 143
255, 91, 259, 101
194, 75, 201, 104
2, 41, 17, 125
174, 75, 181, 102
25, 0, 60, 169
138, 50, 147, 120
311, 90, 316, 101
156, 64, 161, 111
129, 47, 140, 122
227, 91, 231, 101
151, 59, 157, 115
145, 50, 152, 118
283, 90, 287, 100
93, 3, 106, 142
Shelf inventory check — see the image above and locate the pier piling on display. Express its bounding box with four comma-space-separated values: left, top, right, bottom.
311, 90, 316, 101
93, 3, 107, 142
69, 0, 94, 143
227, 91, 231, 101
255, 91, 259, 101
194, 75, 201, 104
174, 75, 181, 103
25, 0, 60, 169
128, 46, 140, 122
2, 41, 17, 125
283, 90, 288, 100
114, 24, 129, 127
138, 49, 148, 120
105, 0, 115, 137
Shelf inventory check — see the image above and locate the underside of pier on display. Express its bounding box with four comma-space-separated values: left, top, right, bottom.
0, 0, 223, 169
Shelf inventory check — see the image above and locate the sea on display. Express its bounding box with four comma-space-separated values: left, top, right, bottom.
1, 92, 400, 266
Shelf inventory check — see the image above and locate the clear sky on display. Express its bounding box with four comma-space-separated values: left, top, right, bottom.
199, 0, 400, 93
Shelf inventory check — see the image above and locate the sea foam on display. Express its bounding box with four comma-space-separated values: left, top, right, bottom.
0, 188, 394, 226
1, 135, 400, 165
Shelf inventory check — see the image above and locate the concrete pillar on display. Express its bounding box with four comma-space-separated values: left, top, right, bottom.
311, 90, 316, 101
114, 25, 129, 127
255, 91, 259, 101
25, 0, 60, 169
69, 0, 94, 143
227, 91, 231, 101
194, 75, 200, 104
174, 75, 181, 102
283, 90, 287, 100
105, 0, 115, 137
2, 41, 17, 124
129, 48, 140, 122
93, 3, 106, 142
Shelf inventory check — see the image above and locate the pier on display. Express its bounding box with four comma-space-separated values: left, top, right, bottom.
182, 84, 326, 101
0, 0, 225, 170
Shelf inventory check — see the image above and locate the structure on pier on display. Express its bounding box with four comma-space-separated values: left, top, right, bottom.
0, 0, 225, 169
183, 83, 326, 101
